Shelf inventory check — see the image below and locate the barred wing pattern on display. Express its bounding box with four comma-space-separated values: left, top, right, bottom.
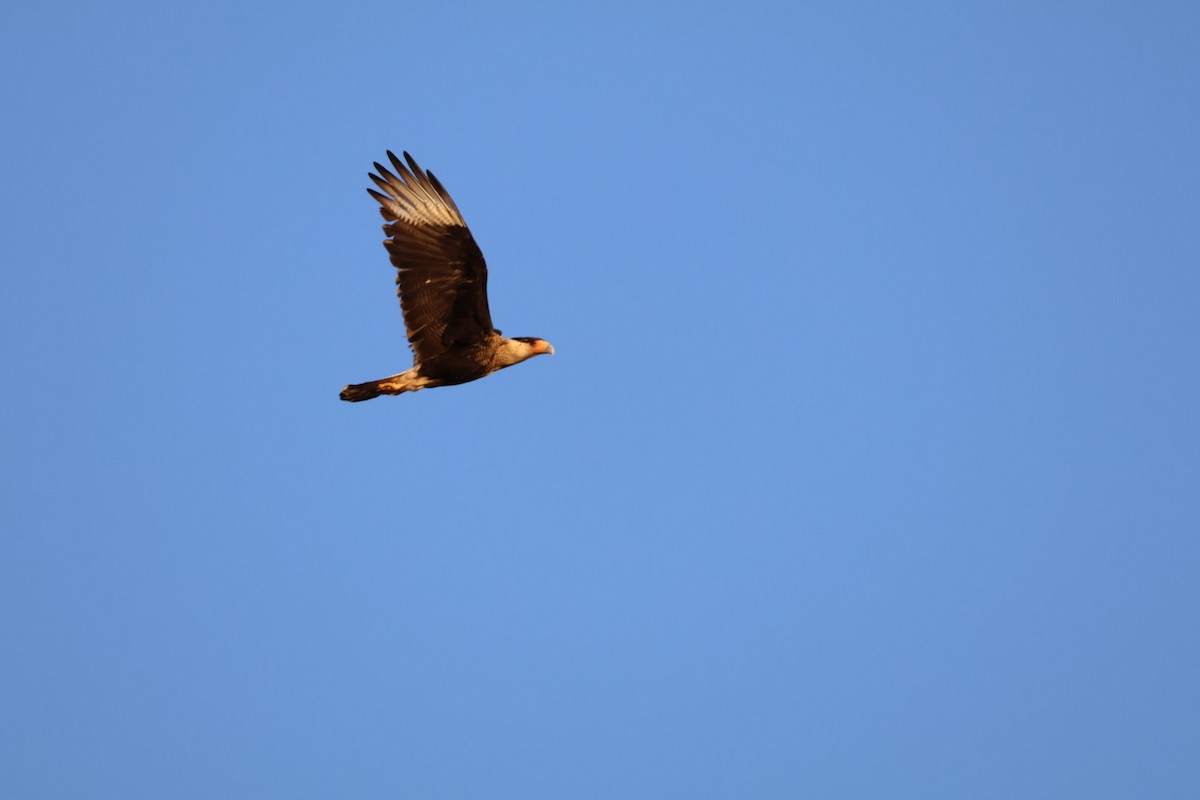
367, 151, 496, 365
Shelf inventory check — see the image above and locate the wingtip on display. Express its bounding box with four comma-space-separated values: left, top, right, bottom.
388, 150, 411, 176
402, 151, 424, 176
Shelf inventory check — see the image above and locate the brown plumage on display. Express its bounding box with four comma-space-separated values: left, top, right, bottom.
340, 151, 553, 402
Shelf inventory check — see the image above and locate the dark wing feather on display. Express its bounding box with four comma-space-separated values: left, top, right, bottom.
367, 151, 495, 364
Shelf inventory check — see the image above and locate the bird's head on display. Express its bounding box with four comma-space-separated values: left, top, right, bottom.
519, 338, 555, 356
496, 336, 555, 369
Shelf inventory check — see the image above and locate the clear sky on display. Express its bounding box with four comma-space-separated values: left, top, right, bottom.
3, 1, 1198, 797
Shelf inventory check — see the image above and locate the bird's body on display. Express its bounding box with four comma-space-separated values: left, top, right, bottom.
340, 334, 551, 401
340, 151, 553, 402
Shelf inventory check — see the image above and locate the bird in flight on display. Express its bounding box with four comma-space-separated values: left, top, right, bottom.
340, 151, 554, 402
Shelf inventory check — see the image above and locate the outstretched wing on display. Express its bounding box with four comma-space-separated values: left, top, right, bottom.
367, 151, 496, 364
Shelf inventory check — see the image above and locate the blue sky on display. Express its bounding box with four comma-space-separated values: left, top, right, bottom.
3, 1, 1198, 797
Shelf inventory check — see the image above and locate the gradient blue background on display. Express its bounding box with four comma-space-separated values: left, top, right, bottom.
3, 2, 1198, 797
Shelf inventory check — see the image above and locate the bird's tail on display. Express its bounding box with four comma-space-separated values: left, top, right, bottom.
339, 379, 388, 402
339, 370, 424, 402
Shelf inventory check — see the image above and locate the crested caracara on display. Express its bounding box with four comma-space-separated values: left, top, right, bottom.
340, 152, 554, 402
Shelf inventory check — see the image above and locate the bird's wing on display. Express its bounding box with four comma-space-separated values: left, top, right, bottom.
367, 151, 496, 363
